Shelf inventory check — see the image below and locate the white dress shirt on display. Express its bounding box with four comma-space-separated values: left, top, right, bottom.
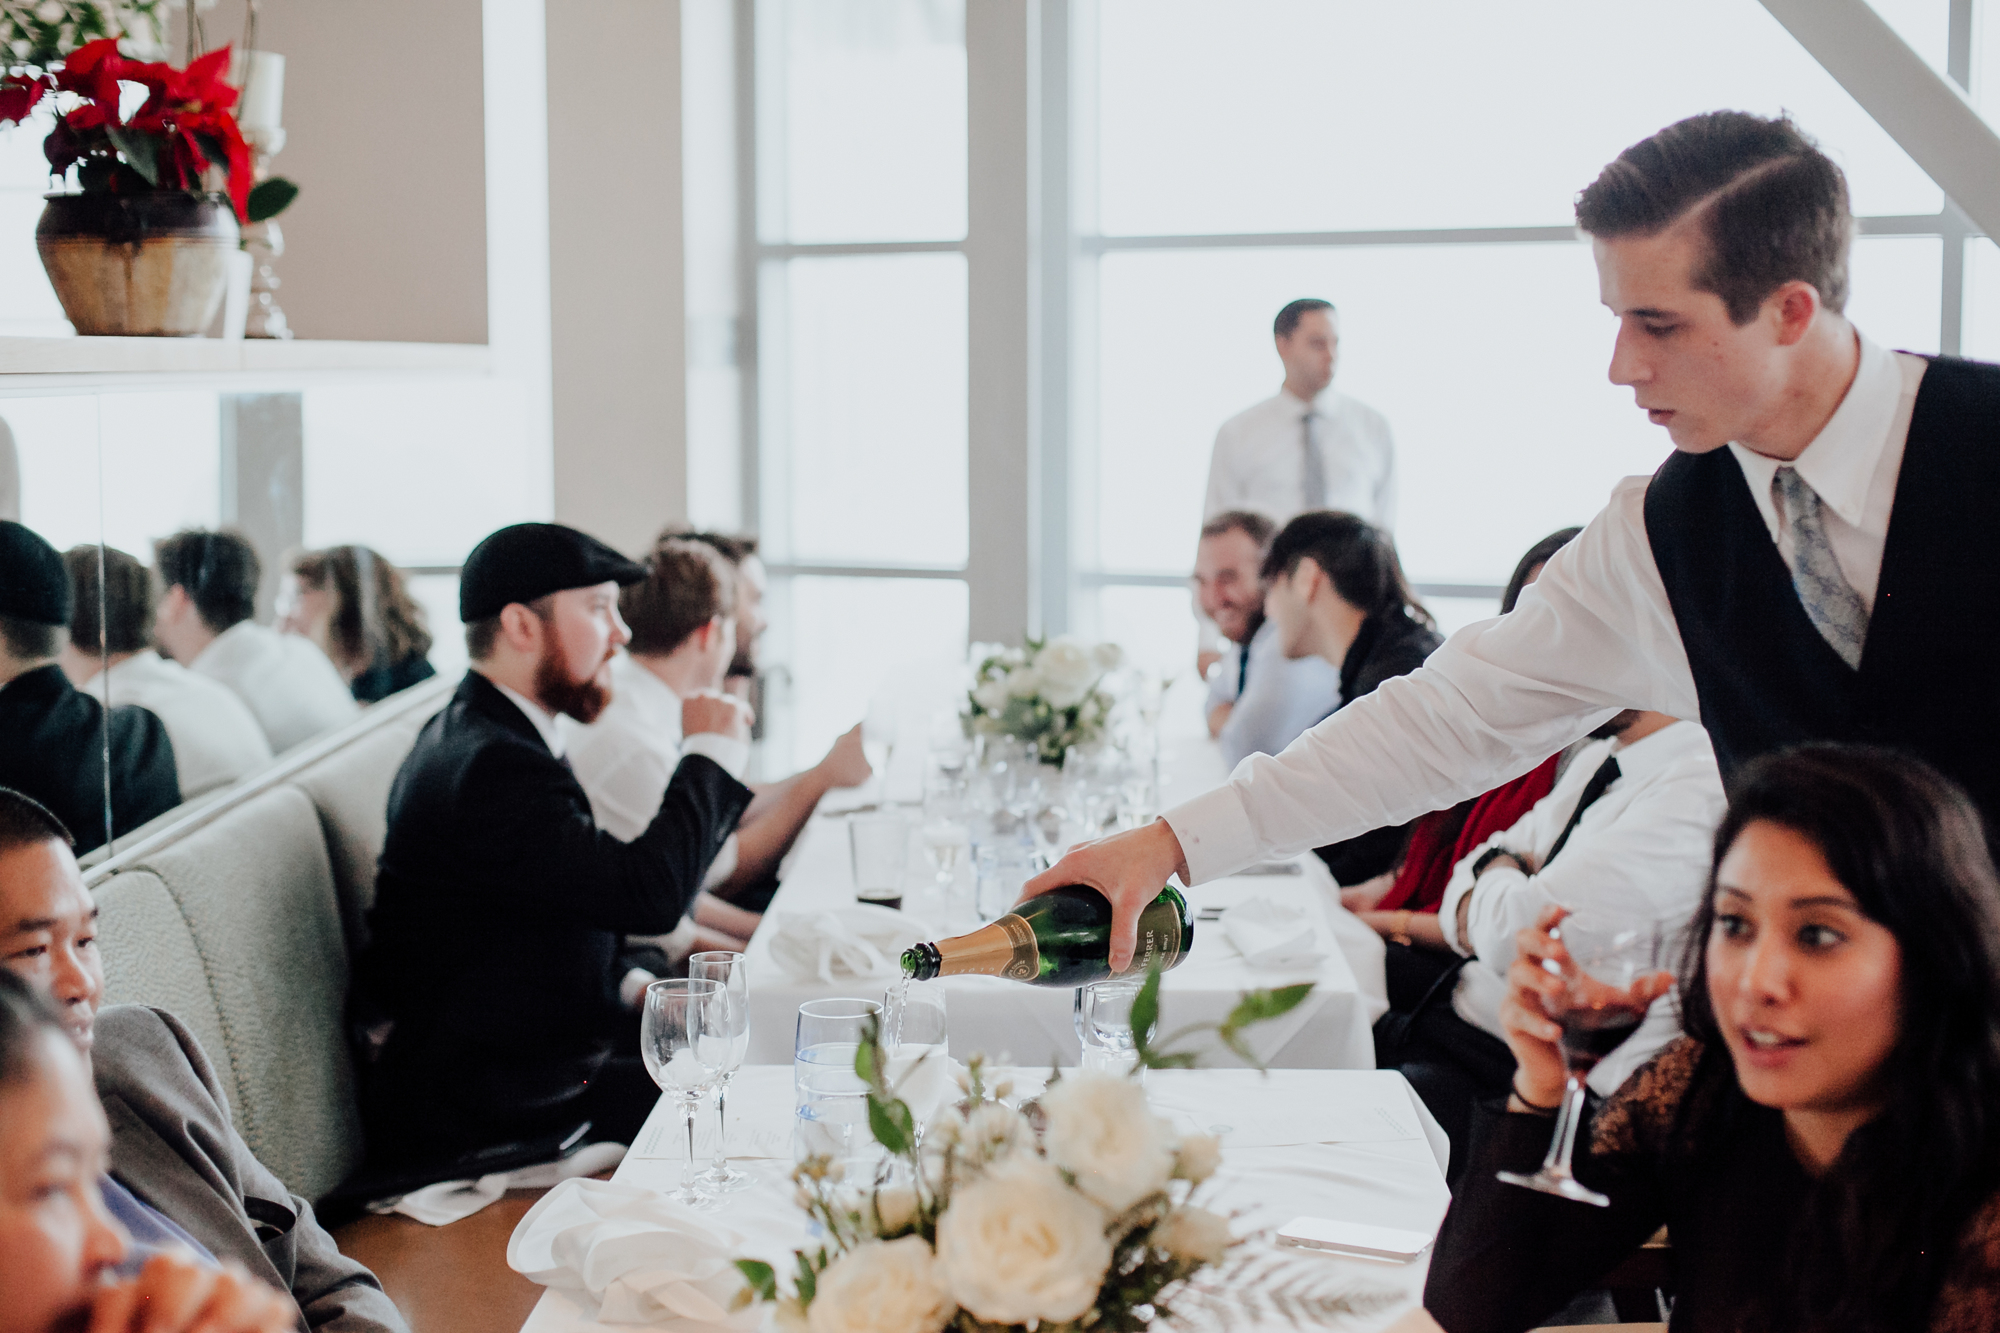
1438, 722, 1725, 1096
562, 654, 746, 888
1165, 329, 1922, 884
189, 622, 358, 756
1203, 386, 1397, 529
1203, 619, 1345, 768
488, 675, 568, 759
88, 652, 273, 799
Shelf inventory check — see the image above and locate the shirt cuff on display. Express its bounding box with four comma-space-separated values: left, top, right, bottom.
1162, 783, 1264, 886
700, 832, 741, 891
618, 967, 658, 1010
681, 731, 750, 779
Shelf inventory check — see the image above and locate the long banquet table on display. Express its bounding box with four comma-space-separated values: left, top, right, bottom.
517, 1064, 1453, 1333
738, 680, 1391, 1069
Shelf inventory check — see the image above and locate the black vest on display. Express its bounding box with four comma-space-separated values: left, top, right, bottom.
1644, 355, 2000, 825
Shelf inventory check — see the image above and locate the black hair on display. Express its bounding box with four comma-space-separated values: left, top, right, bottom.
0, 614, 61, 661
0, 787, 74, 853
1677, 744, 2000, 1332
1576, 111, 1852, 325
1500, 527, 1583, 614
0, 969, 68, 1089
1260, 511, 1432, 629
1273, 298, 1334, 341
153, 529, 260, 634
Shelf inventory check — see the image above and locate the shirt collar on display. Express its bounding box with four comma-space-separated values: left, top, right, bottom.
612, 653, 684, 738
1727, 328, 1900, 529
1606, 717, 1705, 783
1278, 385, 1336, 415
482, 673, 567, 758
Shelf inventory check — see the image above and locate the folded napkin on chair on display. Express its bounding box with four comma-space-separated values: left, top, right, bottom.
765, 903, 925, 983
508, 1178, 761, 1326
1220, 896, 1328, 970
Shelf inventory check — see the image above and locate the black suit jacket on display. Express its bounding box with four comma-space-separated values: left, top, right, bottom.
355, 671, 750, 1164
0, 663, 180, 853
1316, 613, 1445, 884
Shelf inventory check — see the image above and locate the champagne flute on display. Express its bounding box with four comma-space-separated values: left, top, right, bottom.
1496, 907, 1666, 1207
688, 952, 752, 1193
921, 785, 970, 894
641, 978, 724, 1207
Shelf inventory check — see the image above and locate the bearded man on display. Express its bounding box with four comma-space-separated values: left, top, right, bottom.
353, 523, 751, 1187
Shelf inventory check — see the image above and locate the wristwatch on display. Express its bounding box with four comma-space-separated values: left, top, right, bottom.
1471, 846, 1522, 880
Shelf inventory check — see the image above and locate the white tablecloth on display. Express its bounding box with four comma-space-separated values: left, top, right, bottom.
517, 1065, 1452, 1333
742, 678, 1389, 1069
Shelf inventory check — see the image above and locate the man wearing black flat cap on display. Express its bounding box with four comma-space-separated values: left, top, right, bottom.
0, 521, 179, 854
353, 522, 753, 1187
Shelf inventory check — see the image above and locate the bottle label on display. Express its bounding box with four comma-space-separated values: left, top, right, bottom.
932, 914, 1042, 980
1118, 895, 1186, 976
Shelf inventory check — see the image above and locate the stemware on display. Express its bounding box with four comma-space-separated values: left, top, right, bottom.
640, 978, 726, 1206
921, 784, 971, 896
1496, 907, 1666, 1207
688, 951, 752, 1193
863, 698, 899, 804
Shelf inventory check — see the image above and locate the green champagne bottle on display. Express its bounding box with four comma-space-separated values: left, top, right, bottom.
900, 884, 1193, 986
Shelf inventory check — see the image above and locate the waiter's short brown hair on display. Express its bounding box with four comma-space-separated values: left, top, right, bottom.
622, 540, 737, 657
1575, 111, 1852, 325
62, 545, 152, 655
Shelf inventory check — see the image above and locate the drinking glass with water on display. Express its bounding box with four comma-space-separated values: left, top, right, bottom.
794, 998, 884, 1174
641, 978, 726, 1207
1074, 978, 1144, 1077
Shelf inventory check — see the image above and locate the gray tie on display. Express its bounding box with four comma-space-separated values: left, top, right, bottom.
1772, 466, 1868, 669
1300, 409, 1327, 511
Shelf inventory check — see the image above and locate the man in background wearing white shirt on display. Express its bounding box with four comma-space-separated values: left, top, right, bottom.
59, 545, 272, 801
1202, 297, 1396, 530
1032, 110, 2000, 987
151, 529, 357, 755
567, 540, 871, 934
1390, 710, 1723, 1175
1196, 510, 1343, 768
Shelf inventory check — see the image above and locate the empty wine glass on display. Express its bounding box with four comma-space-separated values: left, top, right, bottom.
641, 978, 725, 1207
688, 952, 751, 1193
1496, 907, 1667, 1207
921, 785, 970, 894
863, 698, 899, 804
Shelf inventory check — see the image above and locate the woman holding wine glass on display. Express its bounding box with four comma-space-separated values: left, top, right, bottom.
1424, 744, 2000, 1331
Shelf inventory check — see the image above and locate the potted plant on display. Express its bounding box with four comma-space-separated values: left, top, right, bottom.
1, 29, 257, 336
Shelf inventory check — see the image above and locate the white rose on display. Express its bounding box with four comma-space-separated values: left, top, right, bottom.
972, 680, 1009, 712
1039, 1070, 1176, 1212
1035, 638, 1099, 708
959, 1100, 1030, 1165
806, 1237, 954, 1333
874, 1185, 920, 1235
1092, 642, 1124, 671
1174, 1133, 1222, 1184
1154, 1205, 1233, 1264
934, 1158, 1111, 1325
1005, 664, 1041, 699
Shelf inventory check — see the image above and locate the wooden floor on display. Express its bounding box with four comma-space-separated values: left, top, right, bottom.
333, 1189, 549, 1333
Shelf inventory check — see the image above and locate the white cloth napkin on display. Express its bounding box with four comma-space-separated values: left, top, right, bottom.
1219, 896, 1327, 970
765, 903, 925, 983
507, 1178, 760, 1326
370, 1141, 628, 1227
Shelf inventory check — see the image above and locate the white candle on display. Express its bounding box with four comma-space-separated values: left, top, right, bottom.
228, 50, 285, 134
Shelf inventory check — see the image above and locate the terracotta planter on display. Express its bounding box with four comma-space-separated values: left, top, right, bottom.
36, 192, 241, 337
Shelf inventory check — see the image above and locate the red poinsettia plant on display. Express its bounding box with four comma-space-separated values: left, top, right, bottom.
0, 37, 252, 222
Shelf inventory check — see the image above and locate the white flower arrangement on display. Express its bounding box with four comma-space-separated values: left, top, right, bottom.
966, 635, 1124, 767
0, 0, 194, 68
736, 971, 1361, 1333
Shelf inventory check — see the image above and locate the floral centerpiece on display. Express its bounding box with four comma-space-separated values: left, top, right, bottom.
967, 636, 1123, 768
1, 1, 175, 69
734, 972, 1367, 1333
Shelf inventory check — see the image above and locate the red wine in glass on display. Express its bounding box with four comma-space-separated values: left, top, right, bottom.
1558, 1002, 1645, 1076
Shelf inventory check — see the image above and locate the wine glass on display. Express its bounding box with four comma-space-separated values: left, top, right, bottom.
921, 785, 970, 895
641, 978, 725, 1207
688, 952, 751, 1193
1496, 908, 1666, 1207
863, 698, 899, 804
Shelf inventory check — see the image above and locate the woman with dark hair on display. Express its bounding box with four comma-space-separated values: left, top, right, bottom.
281, 546, 437, 704
0, 971, 295, 1333
1425, 744, 2000, 1331
1261, 510, 1443, 883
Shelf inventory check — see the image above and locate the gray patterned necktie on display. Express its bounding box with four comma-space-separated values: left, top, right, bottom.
1300, 409, 1327, 511
1772, 465, 1869, 669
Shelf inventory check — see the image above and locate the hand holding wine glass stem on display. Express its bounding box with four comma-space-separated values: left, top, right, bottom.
1020, 818, 1190, 972
1500, 906, 1675, 1108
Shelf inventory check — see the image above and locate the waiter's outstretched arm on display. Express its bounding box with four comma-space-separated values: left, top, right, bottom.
1023, 478, 1700, 971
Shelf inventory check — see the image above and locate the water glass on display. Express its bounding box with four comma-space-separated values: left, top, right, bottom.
795, 998, 884, 1173
974, 838, 1036, 922
883, 983, 948, 1057
1074, 979, 1144, 1077
848, 811, 910, 909
641, 978, 726, 1206
688, 951, 751, 1192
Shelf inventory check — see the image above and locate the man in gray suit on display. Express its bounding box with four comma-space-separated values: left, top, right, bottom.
0, 786, 407, 1333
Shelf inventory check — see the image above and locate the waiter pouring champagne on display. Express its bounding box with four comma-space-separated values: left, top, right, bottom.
1027, 111, 2000, 975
